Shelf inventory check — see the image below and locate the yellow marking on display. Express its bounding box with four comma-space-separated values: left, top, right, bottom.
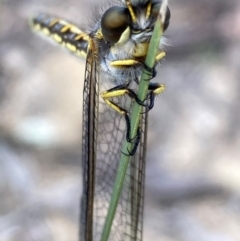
60, 24, 82, 33
58, 20, 68, 25
74, 33, 89, 42
101, 88, 135, 115
60, 24, 71, 33
146, 2, 152, 19
66, 42, 77, 52
76, 50, 87, 58
100, 84, 166, 117
52, 33, 62, 43
103, 99, 126, 115
87, 38, 94, 52
125, 0, 137, 22
101, 90, 129, 115
69, 26, 83, 34
33, 23, 41, 31
155, 51, 166, 61
74, 34, 83, 40
42, 27, 50, 35
95, 29, 103, 39
117, 27, 130, 44
49, 19, 59, 27
101, 89, 129, 98
111, 59, 139, 67
133, 43, 149, 57
153, 84, 166, 95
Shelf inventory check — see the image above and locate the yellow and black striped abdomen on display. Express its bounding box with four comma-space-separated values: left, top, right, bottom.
30, 14, 89, 58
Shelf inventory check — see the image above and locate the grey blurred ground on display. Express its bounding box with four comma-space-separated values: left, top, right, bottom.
1, 0, 240, 240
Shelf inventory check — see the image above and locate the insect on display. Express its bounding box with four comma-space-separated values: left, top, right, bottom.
30, 0, 170, 240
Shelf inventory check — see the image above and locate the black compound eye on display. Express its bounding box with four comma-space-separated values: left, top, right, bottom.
101, 6, 130, 43
163, 6, 171, 31
148, 1, 171, 32
151, 1, 161, 19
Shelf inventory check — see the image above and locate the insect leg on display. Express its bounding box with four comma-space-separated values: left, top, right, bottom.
101, 84, 147, 109
121, 127, 141, 156
141, 83, 166, 113
101, 84, 144, 145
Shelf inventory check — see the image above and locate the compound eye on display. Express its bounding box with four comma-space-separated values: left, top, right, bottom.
151, 1, 161, 19
149, 1, 171, 32
101, 6, 130, 43
163, 7, 171, 31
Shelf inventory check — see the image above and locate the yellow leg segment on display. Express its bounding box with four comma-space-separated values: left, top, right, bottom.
102, 99, 126, 115
110, 51, 166, 68
153, 84, 166, 95
101, 89, 130, 98
101, 89, 132, 115
155, 51, 166, 61
110, 59, 139, 67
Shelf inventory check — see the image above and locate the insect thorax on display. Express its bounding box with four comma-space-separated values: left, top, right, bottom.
90, 0, 170, 86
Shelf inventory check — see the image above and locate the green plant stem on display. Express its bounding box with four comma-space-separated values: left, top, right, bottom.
100, 17, 163, 241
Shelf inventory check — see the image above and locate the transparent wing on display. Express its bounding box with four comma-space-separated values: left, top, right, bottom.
93, 84, 148, 241
30, 13, 148, 241
81, 39, 147, 241
81, 38, 99, 241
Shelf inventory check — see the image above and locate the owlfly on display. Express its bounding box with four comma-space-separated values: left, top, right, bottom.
30, 0, 170, 240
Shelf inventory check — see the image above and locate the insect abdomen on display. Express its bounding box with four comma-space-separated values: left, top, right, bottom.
30, 13, 89, 58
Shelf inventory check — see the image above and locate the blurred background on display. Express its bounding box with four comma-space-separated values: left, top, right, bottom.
1, 0, 240, 240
